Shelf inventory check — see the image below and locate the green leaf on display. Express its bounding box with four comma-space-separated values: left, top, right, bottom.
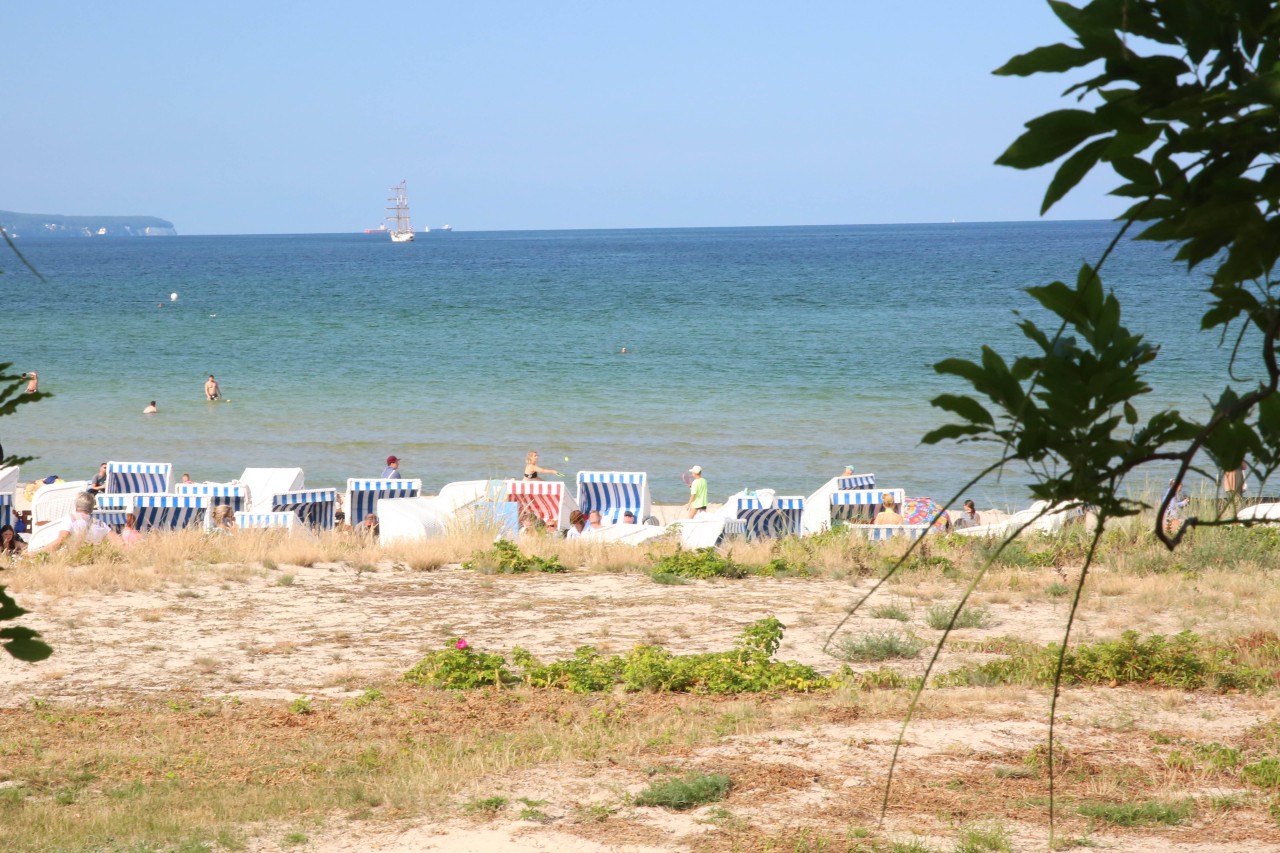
994, 43, 1095, 77
996, 110, 1110, 170
931, 394, 995, 426
1042, 137, 1109, 214
0, 626, 53, 663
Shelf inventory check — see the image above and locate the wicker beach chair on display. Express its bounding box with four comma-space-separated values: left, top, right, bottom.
271, 488, 337, 530
105, 461, 172, 495
575, 471, 655, 526
344, 478, 422, 527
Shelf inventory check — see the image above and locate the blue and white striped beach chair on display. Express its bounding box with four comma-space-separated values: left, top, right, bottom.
0, 492, 12, 531
235, 511, 298, 531
176, 484, 248, 517
830, 488, 906, 525
94, 494, 132, 529
0, 466, 17, 530
575, 471, 653, 525
732, 495, 806, 540
106, 461, 172, 495
133, 494, 208, 531
345, 478, 421, 527
272, 489, 337, 530
856, 524, 931, 542
836, 474, 877, 490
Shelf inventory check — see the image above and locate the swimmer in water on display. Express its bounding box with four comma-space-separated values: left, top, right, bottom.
205, 374, 221, 400
22, 371, 37, 393
143, 401, 157, 414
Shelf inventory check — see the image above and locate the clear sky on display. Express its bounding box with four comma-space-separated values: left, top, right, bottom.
2, 2, 1123, 235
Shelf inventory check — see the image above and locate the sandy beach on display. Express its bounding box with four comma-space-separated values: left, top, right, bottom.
3, 517, 1278, 852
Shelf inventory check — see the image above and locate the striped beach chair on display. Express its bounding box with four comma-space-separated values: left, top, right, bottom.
732, 494, 806, 540
235, 511, 298, 531
106, 461, 172, 495
271, 488, 337, 530
94, 494, 132, 528
830, 488, 906, 525
837, 474, 877, 490
345, 478, 422, 527
133, 494, 208, 531
0, 492, 11, 531
855, 524, 931, 542
576, 471, 653, 525
0, 466, 17, 529
502, 479, 576, 531
176, 484, 248, 513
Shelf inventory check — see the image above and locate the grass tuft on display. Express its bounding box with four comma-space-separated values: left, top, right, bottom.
634, 772, 731, 810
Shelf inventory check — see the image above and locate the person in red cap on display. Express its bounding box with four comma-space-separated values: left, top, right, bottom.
383, 455, 402, 479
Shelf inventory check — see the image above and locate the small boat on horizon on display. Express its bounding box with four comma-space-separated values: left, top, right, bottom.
385, 181, 414, 243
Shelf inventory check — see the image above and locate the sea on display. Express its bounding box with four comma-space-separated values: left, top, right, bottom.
3, 222, 1250, 507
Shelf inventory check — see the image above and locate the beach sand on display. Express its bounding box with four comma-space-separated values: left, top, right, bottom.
3, 535, 1278, 852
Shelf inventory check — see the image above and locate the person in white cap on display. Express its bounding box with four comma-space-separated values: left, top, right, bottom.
685, 465, 708, 518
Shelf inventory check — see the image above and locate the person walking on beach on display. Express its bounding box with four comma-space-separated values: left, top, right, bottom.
1222, 462, 1247, 506
685, 465, 708, 518
22, 372, 38, 394
523, 451, 561, 480
143, 401, 157, 414
382, 455, 402, 479
205, 375, 221, 400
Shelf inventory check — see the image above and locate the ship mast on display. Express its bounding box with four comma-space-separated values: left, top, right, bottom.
385, 180, 414, 242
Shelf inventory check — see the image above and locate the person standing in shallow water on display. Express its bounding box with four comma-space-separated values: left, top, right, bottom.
205, 375, 221, 400
523, 451, 561, 480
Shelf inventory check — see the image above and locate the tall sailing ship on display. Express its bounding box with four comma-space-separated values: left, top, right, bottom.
385, 181, 414, 242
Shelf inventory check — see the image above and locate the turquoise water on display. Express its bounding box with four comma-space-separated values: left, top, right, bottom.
4, 223, 1246, 506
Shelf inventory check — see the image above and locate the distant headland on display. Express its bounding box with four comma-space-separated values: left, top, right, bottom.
0, 210, 176, 238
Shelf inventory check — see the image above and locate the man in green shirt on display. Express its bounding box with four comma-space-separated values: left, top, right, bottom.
685, 465, 709, 518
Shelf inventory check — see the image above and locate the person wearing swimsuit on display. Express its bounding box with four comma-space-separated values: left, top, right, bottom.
524, 451, 561, 480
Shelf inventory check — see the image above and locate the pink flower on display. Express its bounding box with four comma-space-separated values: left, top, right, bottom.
455, 639, 468, 650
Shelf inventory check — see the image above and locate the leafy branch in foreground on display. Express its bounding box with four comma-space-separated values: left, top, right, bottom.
0, 363, 51, 663
863, 1, 1280, 842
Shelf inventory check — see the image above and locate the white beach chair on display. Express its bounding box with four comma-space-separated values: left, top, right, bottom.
31, 480, 90, 532
271, 488, 337, 530
239, 467, 305, 514
376, 496, 457, 544
501, 479, 576, 531
105, 461, 172, 495
802, 474, 877, 534
345, 478, 422, 527
575, 471, 655, 525
1237, 502, 1280, 522
0, 465, 18, 529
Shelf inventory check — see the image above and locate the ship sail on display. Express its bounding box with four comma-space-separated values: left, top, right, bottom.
386, 181, 414, 243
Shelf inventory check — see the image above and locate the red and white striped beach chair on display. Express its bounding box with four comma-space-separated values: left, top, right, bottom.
501, 479, 577, 531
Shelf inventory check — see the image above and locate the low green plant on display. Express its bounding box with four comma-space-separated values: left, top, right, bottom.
649, 547, 748, 579
463, 539, 567, 574
281, 832, 308, 847
347, 688, 386, 708
925, 603, 990, 630
408, 618, 828, 695
1243, 758, 1280, 789
649, 571, 690, 585
935, 630, 1276, 693
634, 772, 731, 809
954, 821, 1012, 853
463, 795, 508, 815
870, 603, 910, 622
287, 696, 312, 715
832, 631, 927, 663
404, 638, 516, 689
1076, 798, 1192, 827
1046, 582, 1070, 598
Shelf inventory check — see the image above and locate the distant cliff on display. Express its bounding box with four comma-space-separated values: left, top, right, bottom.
0, 210, 176, 238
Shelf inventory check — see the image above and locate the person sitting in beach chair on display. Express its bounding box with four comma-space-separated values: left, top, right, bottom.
566, 509, 587, 539
952, 499, 980, 530
874, 494, 904, 525
359, 512, 380, 540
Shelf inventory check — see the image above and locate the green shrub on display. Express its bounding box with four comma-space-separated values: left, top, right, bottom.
404, 618, 828, 695
870, 603, 910, 621
1077, 799, 1192, 827
649, 547, 748, 579
1243, 758, 1280, 789
463, 795, 507, 815
512, 646, 622, 693
832, 631, 927, 663
649, 571, 691, 585
954, 821, 1012, 853
936, 630, 1276, 693
404, 638, 516, 689
634, 772, 731, 809
925, 603, 991, 630
463, 539, 567, 574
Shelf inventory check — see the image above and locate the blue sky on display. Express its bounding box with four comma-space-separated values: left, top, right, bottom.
2, 2, 1122, 234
